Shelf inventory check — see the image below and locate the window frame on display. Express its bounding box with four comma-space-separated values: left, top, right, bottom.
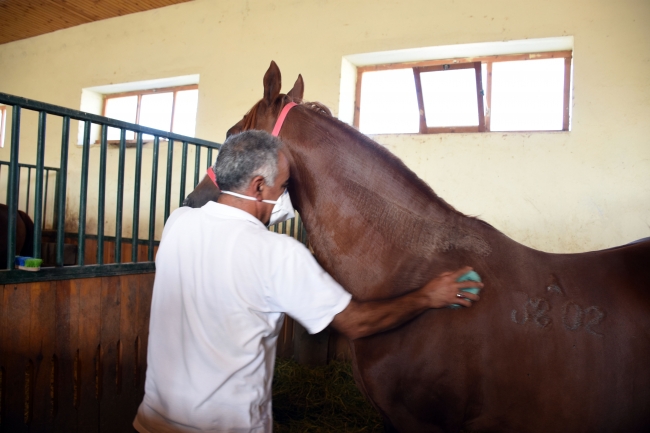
353, 50, 572, 134
102, 84, 198, 142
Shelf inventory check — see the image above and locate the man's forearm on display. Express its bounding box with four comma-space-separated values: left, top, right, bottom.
330, 267, 482, 340
332, 290, 431, 340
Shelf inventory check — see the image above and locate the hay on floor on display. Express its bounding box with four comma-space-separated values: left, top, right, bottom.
272, 358, 384, 433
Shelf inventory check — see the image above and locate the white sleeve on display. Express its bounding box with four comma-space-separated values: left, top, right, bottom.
264, 237, 352, 335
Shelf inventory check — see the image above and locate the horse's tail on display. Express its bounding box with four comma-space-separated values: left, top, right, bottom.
18, 210, 34, 257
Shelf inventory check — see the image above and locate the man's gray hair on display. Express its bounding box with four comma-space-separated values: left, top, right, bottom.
213, 130, 282, 192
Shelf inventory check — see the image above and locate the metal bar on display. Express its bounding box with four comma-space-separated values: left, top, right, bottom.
43, 168, 50, 232
164, 139, 174, 223
96, 125, 108, 264
131, 132, 143, 263
55, 117, 70, 267
179, 141, 188, 208
0, 262, 156, 285
77, 121, 90, 266
77, 121, 91, 266
0, 92, 221, 149
148, 137, 160, 261
115, 129, 126, 263
193, 145, 201, 187
25, 167, 31, 216
33, 111, 46, 258
6, 105, 21, 269
289, 216, 295, 240
207, 148, 213, 169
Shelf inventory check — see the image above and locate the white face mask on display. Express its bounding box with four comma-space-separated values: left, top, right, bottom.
220, 189, 295, 227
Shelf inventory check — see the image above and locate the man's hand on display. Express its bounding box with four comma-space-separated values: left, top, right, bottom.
331, 266, 484, 340
420, 266, 482, 308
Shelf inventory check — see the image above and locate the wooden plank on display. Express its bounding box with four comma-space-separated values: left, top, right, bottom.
76, 278, 100, 433
98, 276, 122, 433
0, 284, 4, 431
52, 279, 79, 433
425, 126, 480, 134
114, 274, 140, 431
1, 283, 31, 432
357, 50, 574, 73
83, 239, 97, 266
28, 281, 57, 431
134, 273, 154, 404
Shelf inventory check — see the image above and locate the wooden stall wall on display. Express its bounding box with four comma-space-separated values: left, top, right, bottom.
0, 273, 154, 432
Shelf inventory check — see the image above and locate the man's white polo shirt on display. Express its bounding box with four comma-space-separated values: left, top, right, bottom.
134, 202, 352, 433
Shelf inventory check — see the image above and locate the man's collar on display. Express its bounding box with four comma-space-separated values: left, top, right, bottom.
201, 201, 266, 228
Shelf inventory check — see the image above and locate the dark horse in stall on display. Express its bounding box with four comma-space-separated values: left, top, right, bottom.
0, 203, 34, 269
185, 62, 650, 432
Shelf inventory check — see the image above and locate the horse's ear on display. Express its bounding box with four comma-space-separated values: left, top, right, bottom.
263, 61, 282, 104
287, 74, 304, 101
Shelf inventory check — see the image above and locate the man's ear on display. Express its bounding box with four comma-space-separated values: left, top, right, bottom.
287, 74, 304, 101
249, 175, 266, 200
263, 61, 282, 105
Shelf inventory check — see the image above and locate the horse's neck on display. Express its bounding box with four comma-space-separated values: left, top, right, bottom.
285, 108, 496, 299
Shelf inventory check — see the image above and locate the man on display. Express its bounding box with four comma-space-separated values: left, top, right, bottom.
134, 130, 482, 433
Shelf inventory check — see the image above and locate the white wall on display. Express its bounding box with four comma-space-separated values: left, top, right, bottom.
0, 0, 648, 251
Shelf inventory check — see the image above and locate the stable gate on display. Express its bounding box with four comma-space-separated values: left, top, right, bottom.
0, 92, 320, 432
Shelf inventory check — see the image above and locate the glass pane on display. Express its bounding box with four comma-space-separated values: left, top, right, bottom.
104, 96, 137, 140
490, 58, 565, 131
172, 89, 199, 137
359, 69, 419, 134
420, 68, 479, 127
140, 92, 174, 140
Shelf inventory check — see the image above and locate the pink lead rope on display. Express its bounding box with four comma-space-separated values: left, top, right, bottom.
206, 102, 298, 188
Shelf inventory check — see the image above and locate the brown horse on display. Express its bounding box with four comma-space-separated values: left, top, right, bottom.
0, 203, 34, 270
185, 62, 650, 433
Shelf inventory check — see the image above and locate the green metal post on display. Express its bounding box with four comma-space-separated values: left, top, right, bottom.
131, 132, 143, 263
6, 105, 21, 268
193, 145, 201, 187
148, 137, 160, 261
25, 167, 31, 215
179, 141, 188, 207
115, 129, 126, 263
77, 120, 91, 266
42, 168, 50, 232
207, 148, 213, 169
33, 111, 46, 258
55, 117, 70, 267
164, 139, 174, 223
97, 126, 108, 264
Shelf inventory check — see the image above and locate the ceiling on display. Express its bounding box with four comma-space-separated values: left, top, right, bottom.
0, 0, 194, 45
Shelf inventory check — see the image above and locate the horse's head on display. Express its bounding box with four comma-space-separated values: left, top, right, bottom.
184, 61, 327, 209
226, 61, 305, 138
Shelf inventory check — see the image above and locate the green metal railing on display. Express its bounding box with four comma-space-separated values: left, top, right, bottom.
0, 92, 222, 284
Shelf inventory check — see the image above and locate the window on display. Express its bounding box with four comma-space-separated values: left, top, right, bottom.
344, 37, 574, 134
0, 105, 6, 147
103, 85, 199, 141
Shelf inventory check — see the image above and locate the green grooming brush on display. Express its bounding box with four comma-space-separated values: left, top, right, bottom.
449, 270, 481, 309
15, 256, 43, 271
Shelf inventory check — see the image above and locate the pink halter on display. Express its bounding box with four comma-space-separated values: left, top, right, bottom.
271, 102, 298, 137
206, 102, 298, 188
